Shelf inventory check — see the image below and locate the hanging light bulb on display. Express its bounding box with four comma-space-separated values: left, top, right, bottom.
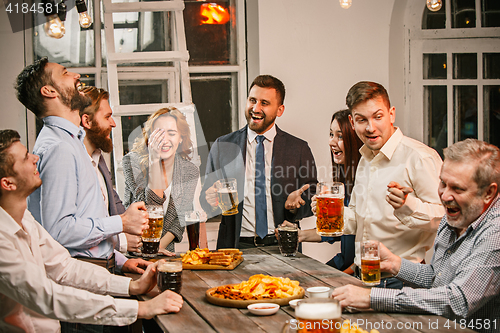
426, 0, 442, 12
42, 0, 65, 38
76, 0, 93, 29
339, 0, 352, 9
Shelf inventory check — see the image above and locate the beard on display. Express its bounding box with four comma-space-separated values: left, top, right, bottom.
245, 110, 276, 134
55, 82, 91, 112
86, 121, 114, 153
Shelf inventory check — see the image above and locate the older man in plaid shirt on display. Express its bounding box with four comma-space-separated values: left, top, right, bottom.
333, 139, 500, 333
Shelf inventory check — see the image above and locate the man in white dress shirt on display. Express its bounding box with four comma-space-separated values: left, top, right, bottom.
343, 81, 445, 288
0, 129, 182, 333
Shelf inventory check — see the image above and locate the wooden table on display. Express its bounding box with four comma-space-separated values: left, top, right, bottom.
131, 246, 474, 333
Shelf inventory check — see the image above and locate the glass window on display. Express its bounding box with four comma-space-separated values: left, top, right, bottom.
184, 0, 235, 65
118, 82, 164, 105
484, 53, 500, 79
120, 115, 149, 155
455, 85, 478, 141
484, 85, 500, 147
453, 53, 477, 79
481, 0, 500, 27
425, 86, 448, 157
452, 0, 476, 28
423, 53, 447, 79
422, 1, 446, 29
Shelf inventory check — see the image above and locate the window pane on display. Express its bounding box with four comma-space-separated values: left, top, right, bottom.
191, 73, 234, 173
118, 81, 166, 105
453, 53, 477, 79
120, 115, 149, 156
422, 1, 446, 29
485, 86, 500, 148
100, 0, 173, 67
452, 0, 476, 28
484, 53, 500, 79
425, 86, 447, 157
455, 86, 478, 141
184, 0, 236, 65
481, 0, 500, 27
424, 54, 447, 79
33, 2, 95, 67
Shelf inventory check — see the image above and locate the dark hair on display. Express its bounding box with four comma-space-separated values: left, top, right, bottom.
331, 110, 363, 197
249, 75, 286, 105
80, 86, 110, 121
0, 130, 21, 198
15, 57, 53, 118
443, 139, 500, 195
346, 81, 391, 111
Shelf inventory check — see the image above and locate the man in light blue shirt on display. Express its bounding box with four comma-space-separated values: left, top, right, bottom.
15, 58, 149, 275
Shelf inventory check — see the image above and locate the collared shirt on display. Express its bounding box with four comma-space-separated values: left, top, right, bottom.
344, 128, 444, 266
28, 116, 123, 260
371, 196, 500, 333
90, 149, 109, 208
241, 124, 276, 237
0, 207, 137, 333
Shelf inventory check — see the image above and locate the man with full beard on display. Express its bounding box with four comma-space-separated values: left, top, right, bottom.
80, 86, 143, 256
200, 75, 317, 249
16, 59, 152, 332
333, 139, 500, 333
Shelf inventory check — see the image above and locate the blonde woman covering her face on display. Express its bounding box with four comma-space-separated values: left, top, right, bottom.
122, 108, 200, 254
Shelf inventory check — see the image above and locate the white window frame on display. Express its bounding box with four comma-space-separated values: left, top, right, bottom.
405, 0, 500, 146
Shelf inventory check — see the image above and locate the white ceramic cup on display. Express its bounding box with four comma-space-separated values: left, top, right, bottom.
306, 286, 331, 298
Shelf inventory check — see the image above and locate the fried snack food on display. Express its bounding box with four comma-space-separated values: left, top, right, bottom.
211, 274, 301, 300
181, 248, 243, 266
340, 320, 380, 333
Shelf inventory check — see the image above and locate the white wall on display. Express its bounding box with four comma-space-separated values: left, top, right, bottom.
0, 9, 30, 147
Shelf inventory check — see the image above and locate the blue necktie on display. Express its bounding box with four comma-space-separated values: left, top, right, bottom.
255, 135, 268, 239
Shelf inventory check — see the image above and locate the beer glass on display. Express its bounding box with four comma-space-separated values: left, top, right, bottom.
361, 240, 381, 286
277, 223, 299, 257
157, 258, 183, 294
291, 298, 341, 333
185, 211, 200, 251
142, 205, 164, 258
216, 178, 238, 216
315, 182, 344, 236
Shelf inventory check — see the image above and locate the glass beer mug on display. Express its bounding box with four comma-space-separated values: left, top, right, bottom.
281, 298, 341, 333
315, 182, 344, 237
216, 178, 238, 216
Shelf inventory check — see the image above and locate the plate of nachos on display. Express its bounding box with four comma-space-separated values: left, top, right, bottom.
206, 274, 304, 308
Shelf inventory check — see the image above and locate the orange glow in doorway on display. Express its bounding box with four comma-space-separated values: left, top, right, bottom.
200, 3, 230, 25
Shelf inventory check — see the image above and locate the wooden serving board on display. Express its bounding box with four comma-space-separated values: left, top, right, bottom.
183, 257, 244, 270
205, 284, 305, 308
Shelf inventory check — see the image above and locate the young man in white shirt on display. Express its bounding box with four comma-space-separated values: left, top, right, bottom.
0, 129, 182, 332
343, 81, 445, 288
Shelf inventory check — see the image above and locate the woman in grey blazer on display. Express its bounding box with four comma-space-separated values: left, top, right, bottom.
122, 107, 199, 253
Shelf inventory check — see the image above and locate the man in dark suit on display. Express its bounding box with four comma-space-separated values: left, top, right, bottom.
80, 86, 145, 258
200, 75, 317, 249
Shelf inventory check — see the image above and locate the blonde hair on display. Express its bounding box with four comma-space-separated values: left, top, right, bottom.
132, 107, 193, 165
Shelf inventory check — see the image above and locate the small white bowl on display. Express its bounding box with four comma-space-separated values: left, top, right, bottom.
306, 286, 331, 298
247, 303, 280, 316
288, 299, 301, 309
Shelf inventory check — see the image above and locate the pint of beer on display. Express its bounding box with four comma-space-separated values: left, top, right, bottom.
142, 205, 164, 258
294, 298, 341, 333
361, 240, 381, 286
315, 182, 344, 237
277, 224, 299, 257
185, 211, 200, 251
157, 258, 183, 294
216, 178, 238, 216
